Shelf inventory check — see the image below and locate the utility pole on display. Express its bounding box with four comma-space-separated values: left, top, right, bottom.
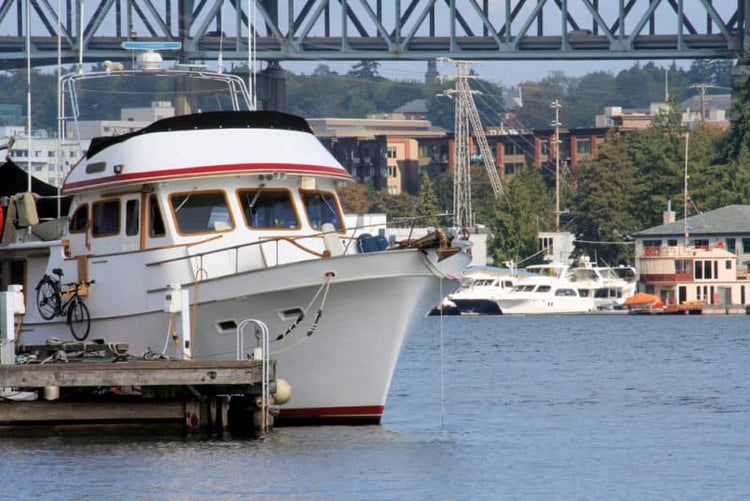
438, 58, 503, 229
550, 99, 562, 231
689, 83, 718, 123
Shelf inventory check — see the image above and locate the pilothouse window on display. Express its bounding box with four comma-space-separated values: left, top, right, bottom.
149, 195, 165, 237
69, 204, 89, 233
170, 191, 234, 235
302, 191, 343, 230
92, 200, 120, 237
238, 189, 298, 229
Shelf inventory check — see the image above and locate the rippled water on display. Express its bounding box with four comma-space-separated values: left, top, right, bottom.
1, 315, 748, 499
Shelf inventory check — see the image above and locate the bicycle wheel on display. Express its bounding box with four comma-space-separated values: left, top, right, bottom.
36, 276, 60, 320
67, 297, 90, 341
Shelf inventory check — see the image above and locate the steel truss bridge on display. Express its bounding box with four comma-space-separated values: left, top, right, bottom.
1, 0, 749, 70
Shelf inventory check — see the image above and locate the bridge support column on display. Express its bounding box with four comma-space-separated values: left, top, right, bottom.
257, 61, 286, 112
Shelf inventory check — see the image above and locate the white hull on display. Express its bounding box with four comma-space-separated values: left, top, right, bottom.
495, 274, 596, 315
496, 296, 595, 315
19, 249, 465, 422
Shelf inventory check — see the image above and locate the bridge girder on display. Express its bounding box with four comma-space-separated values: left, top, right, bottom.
1, 0, 747, 69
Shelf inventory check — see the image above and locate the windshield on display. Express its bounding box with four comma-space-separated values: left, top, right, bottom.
302, 191, 344, 230
65, 71, 251, 123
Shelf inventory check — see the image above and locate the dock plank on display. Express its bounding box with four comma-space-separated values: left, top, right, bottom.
0, 360, 273, 388
0, 400, 185, 423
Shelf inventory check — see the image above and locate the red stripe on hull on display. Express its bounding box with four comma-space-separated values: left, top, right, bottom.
63, 162, 350, 193
277, 405, 384, 426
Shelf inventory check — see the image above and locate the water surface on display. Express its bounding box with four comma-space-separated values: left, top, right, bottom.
1, 315, 748, 499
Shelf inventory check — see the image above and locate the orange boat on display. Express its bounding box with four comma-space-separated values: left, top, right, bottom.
625, 292, 664, 311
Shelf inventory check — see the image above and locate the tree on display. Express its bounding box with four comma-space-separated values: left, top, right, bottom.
415, 170, 441, 226
726, 53, 750, 162
626, 99, 689, 229
615, 62, 665, 108
485, 166, 555, 266
570, 132, 639, 264
566, 71, 618, 127
338, 183, 371, 213
347, 60, 382, 81
370, 191, 419, 221
313, 64, 338, 76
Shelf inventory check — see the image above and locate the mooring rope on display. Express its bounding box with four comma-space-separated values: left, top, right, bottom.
271, 272, 334, 354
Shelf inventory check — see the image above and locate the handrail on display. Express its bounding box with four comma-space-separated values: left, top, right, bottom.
146, 212, 456, 269
236, 318, 270, 433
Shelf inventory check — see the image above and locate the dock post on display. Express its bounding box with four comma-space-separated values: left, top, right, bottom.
179, 288, 191, 359
0, 284, 24, 366
166, 284, 192, 360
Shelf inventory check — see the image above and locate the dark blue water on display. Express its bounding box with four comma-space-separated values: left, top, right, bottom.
1, 315, 748, 499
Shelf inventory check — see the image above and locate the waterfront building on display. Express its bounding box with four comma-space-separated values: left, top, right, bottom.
631, 205, 750, 307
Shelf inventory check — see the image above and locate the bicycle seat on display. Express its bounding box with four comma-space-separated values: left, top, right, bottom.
52, 268, 63, 276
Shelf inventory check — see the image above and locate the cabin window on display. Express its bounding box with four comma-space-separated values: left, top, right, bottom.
695, 261, 703, 279
675, 260, 692, 274
726, 260, 733, 270
555, 288, 576, 296
301, 191, 344, 230
125, 200, 139, 236
693, 239, 709, 249
92, 200, 120, 237
238, 189, 299, 229
170, 191, 234, 235
704, 261, 713, 279
69, 204, 89, 233
149, 195, 166, 238
536, 285, 551, 293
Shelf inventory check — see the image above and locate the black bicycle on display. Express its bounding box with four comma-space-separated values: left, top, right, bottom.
36, 268, 95, 341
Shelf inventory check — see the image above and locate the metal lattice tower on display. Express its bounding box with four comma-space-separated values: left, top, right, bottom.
441, 58, 503, 229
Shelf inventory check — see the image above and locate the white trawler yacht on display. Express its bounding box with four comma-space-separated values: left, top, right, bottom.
0, 47, 470, 424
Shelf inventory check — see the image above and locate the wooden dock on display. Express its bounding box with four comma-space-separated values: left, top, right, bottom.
0, 359, 276, 435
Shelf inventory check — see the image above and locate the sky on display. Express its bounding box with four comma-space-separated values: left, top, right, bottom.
284, 58, 688, 88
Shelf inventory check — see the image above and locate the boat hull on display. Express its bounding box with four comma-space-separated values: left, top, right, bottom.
18, 249, 465, 424
496, 296, 595, 315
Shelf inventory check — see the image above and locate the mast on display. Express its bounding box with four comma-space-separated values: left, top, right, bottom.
247, 0, 257, 110
25, 0, 31, 193
438, 58, 503, 228
683, 132, 689, 246
550, 99, 562, 231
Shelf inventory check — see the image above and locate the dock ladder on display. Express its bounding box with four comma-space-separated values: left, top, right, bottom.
235, 319, 271, 432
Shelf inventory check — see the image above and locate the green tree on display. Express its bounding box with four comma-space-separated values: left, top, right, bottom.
370, 191, 419, 221
570, 132, 639, 264
566, 71, 618, 128
338, 182, 371, 213
615, 62, 665, 108
347, 60, 382, 81
726, 53, 750, 161
485, 166, 555, 266
626, 100, 688, 229
415, 170, 441, 226
312, 64, 337, 76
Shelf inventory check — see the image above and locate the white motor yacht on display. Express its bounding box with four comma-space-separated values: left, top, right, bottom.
495, 266, 596, 315
0, 48, 471, 424
569, 259, 637, 310
439, 266, 517, 314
